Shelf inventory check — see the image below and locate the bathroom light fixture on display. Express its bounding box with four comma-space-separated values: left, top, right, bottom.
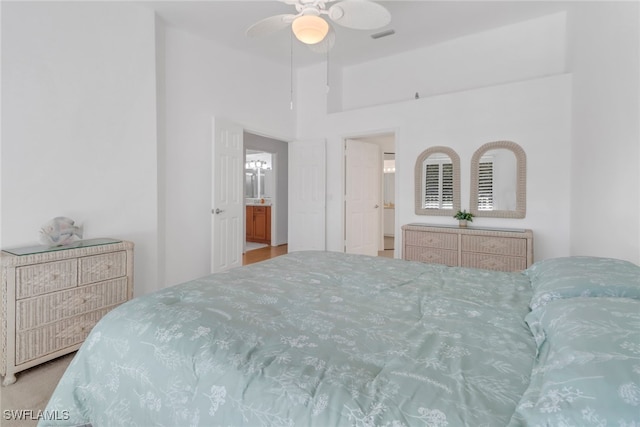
246, 160, 269, 170
383, 159, 396, 173
291, 15, 329, 45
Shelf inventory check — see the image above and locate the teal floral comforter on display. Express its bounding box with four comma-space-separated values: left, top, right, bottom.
40, 251, 536, 427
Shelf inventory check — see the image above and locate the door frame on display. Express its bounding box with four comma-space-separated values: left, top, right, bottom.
342, 130, 398, 257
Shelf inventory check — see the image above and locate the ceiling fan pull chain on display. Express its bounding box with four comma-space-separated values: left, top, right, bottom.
290, 30, 294, 110
326, 50, 330, 94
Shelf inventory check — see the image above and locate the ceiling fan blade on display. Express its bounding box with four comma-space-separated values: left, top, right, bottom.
328, 0, 391, 30
308, 23, 336, 54
246, 14, 296, 38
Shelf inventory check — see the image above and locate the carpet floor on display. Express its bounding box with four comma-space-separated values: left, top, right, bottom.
1, 353, 74, 426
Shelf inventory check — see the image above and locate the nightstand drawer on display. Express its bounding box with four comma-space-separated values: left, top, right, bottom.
404, 231, 457, 250
404, 245, 458, 266
16, 259, 78, 299
461, 235, 527, 257
79, 251, 126, 285
16, 277, 128, 331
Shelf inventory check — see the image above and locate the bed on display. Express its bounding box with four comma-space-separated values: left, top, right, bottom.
39, 251, 640, 426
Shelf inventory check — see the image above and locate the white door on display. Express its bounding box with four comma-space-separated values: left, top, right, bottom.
345, 139, 381, 256
288, 140, 326, 252
211, 117, 243, 273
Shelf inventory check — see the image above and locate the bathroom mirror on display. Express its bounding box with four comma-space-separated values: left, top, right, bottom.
383, 153, 395, 207
245, 151, 273, 198
415, 146, 460, 216
470, 141, 526, 218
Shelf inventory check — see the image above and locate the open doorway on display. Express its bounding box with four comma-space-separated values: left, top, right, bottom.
344, 132, 396, 258
243, 132, 288, 255
211, 120, 291, 274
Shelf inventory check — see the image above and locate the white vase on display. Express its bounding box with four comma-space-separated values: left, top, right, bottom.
459, 220, 467, 227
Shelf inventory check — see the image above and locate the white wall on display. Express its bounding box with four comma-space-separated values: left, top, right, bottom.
340, 13, 567, 112
568, 2, 640, 264
1, 2, 159, 296
159, 24, 295, 287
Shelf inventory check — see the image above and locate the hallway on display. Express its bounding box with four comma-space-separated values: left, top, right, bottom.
243, 244, 288, 265
243, 239, 396, 266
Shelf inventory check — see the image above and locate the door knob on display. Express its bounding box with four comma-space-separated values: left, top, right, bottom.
374, 204, 379, 209
213, 208, 224, 214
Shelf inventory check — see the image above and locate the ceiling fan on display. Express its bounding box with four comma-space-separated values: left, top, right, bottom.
246, 0, 391, 53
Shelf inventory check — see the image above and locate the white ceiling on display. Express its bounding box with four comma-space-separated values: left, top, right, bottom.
143, 0, 573, 68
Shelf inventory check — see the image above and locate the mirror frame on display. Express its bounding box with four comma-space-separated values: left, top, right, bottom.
470, 140, 526, 219
415, 146, 461, 216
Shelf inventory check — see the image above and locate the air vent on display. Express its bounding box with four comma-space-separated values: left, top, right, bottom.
370, 29, 395, 40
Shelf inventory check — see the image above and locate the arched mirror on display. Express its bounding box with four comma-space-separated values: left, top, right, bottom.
470, 141, 526, 218
415, 146, 460, 215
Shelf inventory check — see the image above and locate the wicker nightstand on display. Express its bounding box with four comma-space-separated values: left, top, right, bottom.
0, 238, 133, 385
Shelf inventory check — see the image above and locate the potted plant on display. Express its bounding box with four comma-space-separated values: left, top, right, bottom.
454, 210, 474, 227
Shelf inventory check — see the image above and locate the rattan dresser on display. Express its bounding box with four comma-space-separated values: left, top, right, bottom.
402, 224, 533, 272
0, 238, 133, 385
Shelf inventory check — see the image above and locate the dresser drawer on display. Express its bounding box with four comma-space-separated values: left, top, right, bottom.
404, 231, 457, 250
16, 277, 128, 331
15, 307, 114, 365
461, 235, 527, 257
461, 253, 527, 272
16, 259, 78, 299
79, 251, 126, 285
405, 245, 458, 266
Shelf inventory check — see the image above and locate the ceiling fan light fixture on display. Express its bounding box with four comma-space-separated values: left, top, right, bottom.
292, 15, 329, 45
